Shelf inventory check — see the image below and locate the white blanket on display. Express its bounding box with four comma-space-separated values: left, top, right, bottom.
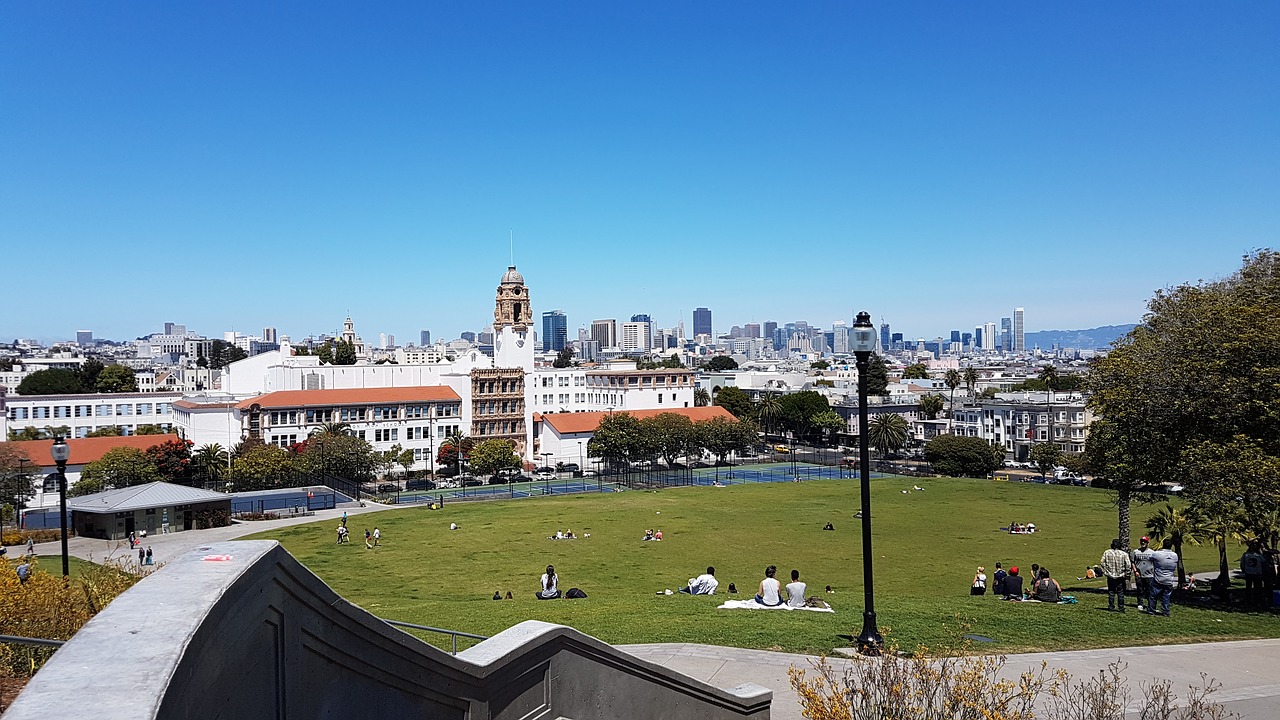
717, 599, 835, 613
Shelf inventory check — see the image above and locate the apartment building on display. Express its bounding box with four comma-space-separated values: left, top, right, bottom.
950, 392, 1092, 460
3, 391, 180, 438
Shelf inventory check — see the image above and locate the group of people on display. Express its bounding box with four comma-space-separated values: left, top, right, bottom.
550, 529, 578, 540
1008, 522, 1036, 534
1240, 540, 1279, 609
755, 566, 809, 607
1102, 536, 1180, 615
641, 529, 663, 541
137, 546, 154, 566
334, 513, 381, 549
973, 563, 1061, 602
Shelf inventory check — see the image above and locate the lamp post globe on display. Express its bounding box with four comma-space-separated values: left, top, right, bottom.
850, 311, 883, 654
49, 437, 72, 578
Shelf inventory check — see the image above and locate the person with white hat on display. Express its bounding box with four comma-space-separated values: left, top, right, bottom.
1132, 535, 1156, 613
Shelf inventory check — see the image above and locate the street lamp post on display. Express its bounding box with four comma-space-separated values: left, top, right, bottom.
49, 437, 71, 578
851, 311, 883, 654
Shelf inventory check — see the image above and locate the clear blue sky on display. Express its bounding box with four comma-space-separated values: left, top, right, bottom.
4, 3, 1277, 344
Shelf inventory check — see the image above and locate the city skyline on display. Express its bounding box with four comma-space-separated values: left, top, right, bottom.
4, 4, 1275, 341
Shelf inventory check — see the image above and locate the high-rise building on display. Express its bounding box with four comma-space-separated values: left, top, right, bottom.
262, 327, 277, 344
591, 319, 617, 348
744, 323, 761, 338
763, 321, 778, 340
974, 326, 983, 350
1001, 317, 1012, 352
880, 323, 890, 352
630, 314, 651, 323
76, 330, 93, 346
982, 322, 997, 351
620, 321, 651, 352
460, 331, 477, 343
1013, 308, 1025, 352
541, 310, 567, 352
832, 321, 849, 354
950, 330, 962, 344
891, 332, 903, 350
961, 332, 972, 348
420, 330, 431, 346
693, 307, 712, 338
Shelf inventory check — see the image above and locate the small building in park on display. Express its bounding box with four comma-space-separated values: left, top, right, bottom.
68, 482, 232, 540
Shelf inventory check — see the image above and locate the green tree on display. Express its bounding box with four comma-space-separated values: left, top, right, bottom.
1145, 504, 1202, 586
917, 393, 945, 421
1038, 365, 1059, 448
229, 443, 295, 491
75, 447, 161, 495
963, 367, 979, 395
943, 369, 962, 433
705, 356, 739, 371
134, 424, 167, 435
976, 387, 998, 400
755, 394, 782, 436
552, 347, 576, 368
713, 386, 754, 419
469, 439, 521, 477
641, 413, 696, 468
332, 339, 356, 365
0, 442, 38, 514
78, 359, 105, 389
924, 435, 1002, 478
7, 427, 43, 441
95, 364, 138, 393
902, 363, 929, 380
144, 438, 194, 485
867, 414, 909, 457
16, 369, 85, 395
588, 412, 643, 469
192, 443, 230, 484
300, 432, 375, 482
696, 417, 757, 466
779, 391, 830, 444
1182, 436, 1280, 582
810, 360, 830, 370
86, 426, 124, 438
1081, 419, 1163, 548
811, 410, 846, 446
693, 388, 710, 407
1028, 442, 1061, 482
660, 355, 684, 369
864, 353, 891, 396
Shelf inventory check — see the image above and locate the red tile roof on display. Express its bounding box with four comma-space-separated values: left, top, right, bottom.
539, 406, 735, 434
6, 434, 182, 469
236, 386, 460, 410
173, 400, 237, 410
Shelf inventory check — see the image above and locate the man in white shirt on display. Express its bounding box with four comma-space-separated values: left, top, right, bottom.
786, 569, 807, 607
680, 566, 719, 595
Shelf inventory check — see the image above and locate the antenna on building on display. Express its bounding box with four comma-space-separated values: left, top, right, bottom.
509, 229, 514, 265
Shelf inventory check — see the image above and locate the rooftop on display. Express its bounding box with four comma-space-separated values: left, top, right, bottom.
68, 481, 229, 513
236, 386, 461, 410
540, 406, 734, 434
8, 434, 181, 469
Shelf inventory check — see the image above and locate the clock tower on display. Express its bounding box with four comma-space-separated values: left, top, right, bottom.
493, 265, 534, 372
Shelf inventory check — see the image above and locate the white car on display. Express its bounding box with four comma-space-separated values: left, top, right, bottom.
534, 470, 555, 481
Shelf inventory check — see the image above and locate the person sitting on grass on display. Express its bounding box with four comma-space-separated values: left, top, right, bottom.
642, 529, 654, 541
537, 564, 562, 600
755, 565, 784, 607
679, 566, 719, 595
785, 569, 807, 608
1003, 566, 1024, 600
1031, 568, 1062, 602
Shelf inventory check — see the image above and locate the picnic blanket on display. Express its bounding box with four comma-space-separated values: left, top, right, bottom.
717, 599, 835, 613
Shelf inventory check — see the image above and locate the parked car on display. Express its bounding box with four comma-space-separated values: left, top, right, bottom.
406, 479, 436, 491
534, 469, 555, 480
581, 469, 598, 478
535, 466, 556, 475
774, 445, 790, 453
459, 475, 481, 487
557, 462, 580, 472
376, 483, 398, 493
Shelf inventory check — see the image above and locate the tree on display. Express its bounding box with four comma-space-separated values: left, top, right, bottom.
661, 355, 684, 369
229, 444, 295, 491
7, 427, 44, 441
713, 386, 754, 419
864, 353, 891, 396
1086, 251, 1280, 548
924, 435, 1002, 478
134, 424, 167, 436
317, 421, 351, 437
16, 369, 84, 395
867, 414, 909, 458
332, 339, 357, 365
1081, 419, 1163, 548
552, 347, 576, 368
589, 412, 643, 469
693, 388, 710, 407
811, 410, 846, 446
944, 369, 962, 433
86, 426, 123, 437
95, 364, 138, 393
778, 391, 830, 444
976, 387, 998, 400
78, 359, 104, 389
756, 394, 782, 436
469, 439, 521, 477
810, 360, 830, 370
144, 438, 194, 485
903, 363, 929, 379
299, 432, 375, 482
1038, 365, 1059, 448
705, 356, 739, 371
1181, 436, 1280, 582
963, 367, 979, 396
1145, 504, 1203, 586
641, 413, 697, 468
0, 442, 37, 514
1028, 442, 1061, 482
696, 417, 757, 466
76, 447, 161, 495
917, 394, 945, 421
192, 443, 230, 484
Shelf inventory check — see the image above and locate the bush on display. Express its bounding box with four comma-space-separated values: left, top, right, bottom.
194, 508, 230, 530
233, 512, 279, 521
1, 530, 65, 547
924, 435, 1003, 478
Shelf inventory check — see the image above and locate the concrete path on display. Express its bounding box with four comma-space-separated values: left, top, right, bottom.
621, 639, 1280, 719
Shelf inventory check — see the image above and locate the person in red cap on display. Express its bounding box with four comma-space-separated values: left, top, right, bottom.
1002, 566, 1024, 600
1132, 535, 1156, 612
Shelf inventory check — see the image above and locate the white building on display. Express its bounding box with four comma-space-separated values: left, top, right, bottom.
530, 368, 696, 416
950, 392, 1092, 460
3, 391, 180, 438
532, 405, 735, 468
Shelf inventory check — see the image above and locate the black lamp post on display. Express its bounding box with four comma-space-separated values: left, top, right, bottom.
851, 311, 883, 654
49, 437, 71, 578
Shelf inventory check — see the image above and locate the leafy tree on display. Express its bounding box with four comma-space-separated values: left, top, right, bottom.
755, 394, 782, 436
144, 438, 194, 485
552, 347, 576, 368
192, 443, 230, 484
705, 356, 739, 371
917, 393, 945, 421
332, 339, 356, 365
78, 359, 105, 389
469, 439, 521, 477
7, 427, 44, 441
1081, 419, 1163, 547
134, 424, 167, 436
864, 353, 891, 396
0, 442, 37, 513
1181, 436, 1280, 582
695, 417, 757, 465
299, 432, 375, 482
1145, 504, 1203, 586
924, 435, 1002, 478
86, 426, 124, 438
660, 355, 684, 369
902, 363, 929, 379
95, 364, 138, 393
693, 388, 710, 407
229, 444, 295, 491
317, 421, 351, 437
963, 367, 979, 395
944, 369, 962, 433
1038, 365, 1059, 447
779, 391, 830, 443
315, 342, 334, 365
810, 360, 830, 370
811, 410, 846, 446
641, 413, 696, 468
224, 345, 249, 365
976, 387, 998, 400
1028, 442, 1061, 481
588, 412, 643, 469
75, 447, 161, 495
867, 414, 909, 457
16, 369, 85, 395
713, 386, 754, 419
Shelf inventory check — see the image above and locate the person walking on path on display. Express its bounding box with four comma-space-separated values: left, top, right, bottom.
26, 537, 34, 555
1150, 538, 1179, 616
1132, 536, 1156, 612
145, 547, 153, 566
1101, 539, 1133, 612
1241, 541, 1267, 608
139, 547, 146, 565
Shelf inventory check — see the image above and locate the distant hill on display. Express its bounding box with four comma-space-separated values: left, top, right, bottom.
1025, 324, 1138, 350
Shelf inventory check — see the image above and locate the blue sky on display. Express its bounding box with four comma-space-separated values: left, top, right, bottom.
3, 3, 1277, 344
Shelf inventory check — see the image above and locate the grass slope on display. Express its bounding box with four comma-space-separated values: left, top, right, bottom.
251, 476, 1277, 655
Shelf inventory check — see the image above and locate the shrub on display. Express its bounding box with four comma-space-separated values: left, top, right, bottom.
1, 530, 65, 547
194, 508, 230, 530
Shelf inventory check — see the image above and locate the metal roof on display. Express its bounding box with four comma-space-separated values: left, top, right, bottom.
69, 482, 230, 514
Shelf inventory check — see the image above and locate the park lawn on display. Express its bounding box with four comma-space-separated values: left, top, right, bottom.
249, 475, 1277, 656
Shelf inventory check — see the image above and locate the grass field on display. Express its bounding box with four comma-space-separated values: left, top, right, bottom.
250, 474, 1278, 655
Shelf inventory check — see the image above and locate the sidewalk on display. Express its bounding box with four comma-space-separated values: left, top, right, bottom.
621, 639, 1280, 719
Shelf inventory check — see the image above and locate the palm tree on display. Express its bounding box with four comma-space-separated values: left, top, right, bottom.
867, 414, 909, 459
918, 394, 945, 421
963, 367, 979, 396
1145, 503, 1202, 586
943, 369, 962, 433
1038, 365, 1058, 450
317, 421, 351, 437
192, 443, 230, 485
756, 394, 781, 437
693, 388, 711, 407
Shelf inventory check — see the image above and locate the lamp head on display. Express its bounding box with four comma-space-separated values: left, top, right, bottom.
50, 436, 71, 466
851, 311, 877, 355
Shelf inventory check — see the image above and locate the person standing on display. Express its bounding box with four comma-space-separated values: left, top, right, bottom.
139, 547, 146, 565
145, 547, 153, 566
1150, 538, 1179, 616
1240, 541, 1266, 608
373, 527, 382, 547
1101, 539, 1133, 612
26, 537, 34, 555
1132, 536, 1156, 612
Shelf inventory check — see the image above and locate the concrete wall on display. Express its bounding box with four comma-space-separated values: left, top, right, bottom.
7, 540, 770, 720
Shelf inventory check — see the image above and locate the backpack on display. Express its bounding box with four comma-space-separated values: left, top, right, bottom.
1243, 552, 1263, 575
565, 588, 587, 599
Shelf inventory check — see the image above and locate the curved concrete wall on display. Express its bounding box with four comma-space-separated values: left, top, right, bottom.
7, 540, 770, 720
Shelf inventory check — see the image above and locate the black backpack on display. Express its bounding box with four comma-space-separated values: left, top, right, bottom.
565, 587, 588, 599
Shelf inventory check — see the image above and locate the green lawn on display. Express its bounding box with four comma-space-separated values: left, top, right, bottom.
249, 475, 1278, 655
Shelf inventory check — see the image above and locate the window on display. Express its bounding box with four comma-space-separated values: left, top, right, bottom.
374, 406, 398, 420
657, 394, 663, 404
341, 408, 365, 422
137, 403, 153, 415
116, 404, 132, 416
157, 403, 171, 415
